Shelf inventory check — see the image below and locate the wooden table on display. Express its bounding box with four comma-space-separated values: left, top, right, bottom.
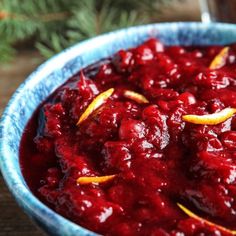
0, 2, 200, 235
0, 51, 45, 236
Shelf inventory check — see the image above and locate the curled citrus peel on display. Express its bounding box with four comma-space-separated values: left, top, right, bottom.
77, 175, 116, 185
177, 203, 236, 235
123, 90, 149, 104
77, 88, 114, 125
182, 108, 236, 125
209, 47, 229, 70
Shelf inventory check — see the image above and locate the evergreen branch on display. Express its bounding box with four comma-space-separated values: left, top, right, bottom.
39, 11, 70, 22
0, 0, 176, 62
0, 40, 15, 62
0, 10, 70, 22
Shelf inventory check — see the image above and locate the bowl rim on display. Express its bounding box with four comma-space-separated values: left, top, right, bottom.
1, 21, 236, 236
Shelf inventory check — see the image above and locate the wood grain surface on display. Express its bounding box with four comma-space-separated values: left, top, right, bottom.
0, 51, 45, 236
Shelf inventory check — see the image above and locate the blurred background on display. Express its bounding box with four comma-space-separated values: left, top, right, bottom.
0, 0, 233, 235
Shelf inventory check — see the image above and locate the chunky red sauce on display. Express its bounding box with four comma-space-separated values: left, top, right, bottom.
20, 39, 236, 236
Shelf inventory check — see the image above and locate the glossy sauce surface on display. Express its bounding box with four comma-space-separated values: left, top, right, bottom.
20, 39, 236, 235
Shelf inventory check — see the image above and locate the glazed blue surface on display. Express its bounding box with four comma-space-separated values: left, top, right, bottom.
1, 22, 236, 236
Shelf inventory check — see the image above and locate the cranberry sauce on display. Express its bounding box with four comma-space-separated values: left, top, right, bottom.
20, 39, 236, 236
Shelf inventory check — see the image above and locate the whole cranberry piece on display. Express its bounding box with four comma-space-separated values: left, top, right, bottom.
112, 50, 133, 72
207, 99, 225, 112
134, 45, 154, 65
178, 92, 196, 105
144, 38, 164, 53
142, 105, 160, 120
119, 119, 146, 140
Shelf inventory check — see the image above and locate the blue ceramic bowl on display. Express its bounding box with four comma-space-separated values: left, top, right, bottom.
1, 22, 236, 236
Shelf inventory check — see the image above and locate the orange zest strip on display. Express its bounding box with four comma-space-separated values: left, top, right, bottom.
77, 175, 116, 185
209, 47, 229, 70
123, 90, 149, 104
77, 88, 114, 125
182, 108, 236, 125
177, 203, 236, 235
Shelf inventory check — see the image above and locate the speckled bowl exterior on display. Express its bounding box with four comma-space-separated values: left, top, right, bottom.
1, 22, 236, 236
